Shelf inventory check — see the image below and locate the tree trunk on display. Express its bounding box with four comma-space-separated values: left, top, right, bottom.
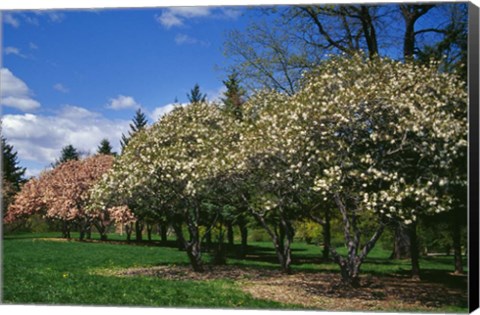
280, 218, 294, 274
338, 258, 361, 288
331, 193, 386, 287
173, 205, 204, 272
213, 226, 227, 265
322, 209, 331, 260
403, 17, 415, 61
135, 220, 143, 241
86, 224, 92, 240
400, 4, 435, 61
125, 223, 133, 242
409, 221, 421, 279
159, 223, 168, 243
173, 221, 203, 272
252, 211, 292, 273
146, 223, 153, 241
452, 217, 464, 274
227, 222, 234, 246
359, 5, 379, 58
173, 223, 185, 250
239, 221, 248, 258
391, 223, 411, 259
94, 222, 108, 241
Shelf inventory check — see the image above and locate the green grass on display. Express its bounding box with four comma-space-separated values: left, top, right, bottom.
2, 232, 468, 311
2, 233, 293, 308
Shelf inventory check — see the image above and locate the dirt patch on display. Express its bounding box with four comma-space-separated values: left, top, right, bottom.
105, 265, 467, 311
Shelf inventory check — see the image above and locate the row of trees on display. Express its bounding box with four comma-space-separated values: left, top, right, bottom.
2, 3, 468, 288
84, 54, 466, 286
3, 55, 467, 286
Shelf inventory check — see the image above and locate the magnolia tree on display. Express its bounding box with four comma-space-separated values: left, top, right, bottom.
225, 91, 320, 273
228, 54, 466, 283
90, 102, 240, 271
5, 154, 119, 239
296, 54, 467, 285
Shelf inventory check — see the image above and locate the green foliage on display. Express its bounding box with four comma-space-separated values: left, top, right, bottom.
221, 71, 246, 120
187, 83, 207, 104
1, 134, 26, 216
294, 220, 322, 244
249, 229, 271, 242
54, 144, 80, 167
97, 138, 116, 156
120, 108, 148, 151
1, 135, 26, 188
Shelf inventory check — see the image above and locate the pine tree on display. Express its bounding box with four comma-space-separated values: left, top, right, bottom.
187, 84, 207, 104
97, 138, 116, 156
221, 71, 246, 120
120, 108, 148, 151
54, 144, 80, 166
2, 135, 26, 214
1, 136, 26, 189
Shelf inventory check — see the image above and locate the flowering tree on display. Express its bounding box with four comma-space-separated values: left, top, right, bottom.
298, 54, 467, 285
5, 155, 116, 239
224, 91, 318, 273
227, 54, 466, 283
90, 102, 240, 271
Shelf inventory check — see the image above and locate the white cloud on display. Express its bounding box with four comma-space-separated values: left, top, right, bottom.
4, 13, 20, 28
1, 97, 41, 111
106, 95, 140, 110
156, 11, 184, 28
4, 46, 27, 58
206, 86, 226, 103
58, 105, 100, 119
156, 7, 241, 29
3, 11, 66, 29
53, 83, 69, 93
174, 33, 210, 46
0, 68, 41, 111
2, 106, 130, 174
150, 102, 189, 122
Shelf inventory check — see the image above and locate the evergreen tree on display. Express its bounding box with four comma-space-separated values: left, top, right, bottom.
187, 84, 207, 104
221, 71, 246, 120
54, 144, 80, 166
97, 138, 116, 156
1, 135, 26, 190
1, 123, 26, 215
120, 108, 148, 151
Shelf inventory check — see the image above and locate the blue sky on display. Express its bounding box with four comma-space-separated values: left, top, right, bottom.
0, 1, 467, 178
1, 6, 255, 176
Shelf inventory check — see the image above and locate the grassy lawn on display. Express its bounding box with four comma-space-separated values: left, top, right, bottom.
2, 232, 468, 312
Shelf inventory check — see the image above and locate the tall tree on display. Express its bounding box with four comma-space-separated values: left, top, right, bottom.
224, 3, 466, 94
221, 71, 247, 120
119, 108, 149, 241
399, 4, 435, 61
120, 108, 148, 151
2, 136, 26, 189
97, 138, 116, 156
1, 135, 26, 214
187, 84, 207, 104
